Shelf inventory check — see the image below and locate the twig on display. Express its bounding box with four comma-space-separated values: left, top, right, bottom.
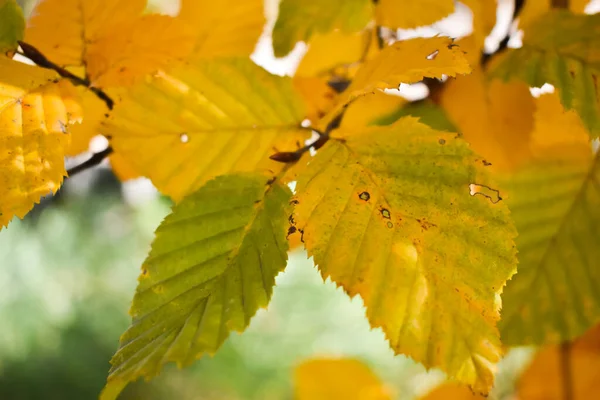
376, 26, 385, 49
17, 41, 114, 110
552, 0, 569, 7
559, 341, 573, 400
270, 131, 330, 163
270, 104, 349, 163
481, 0, 526, 67
67, 146, 113, 177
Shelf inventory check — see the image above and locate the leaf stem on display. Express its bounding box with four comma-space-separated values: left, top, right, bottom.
67, 146, 113, 177
17, 41, 114, 110
559, 341, 573, 400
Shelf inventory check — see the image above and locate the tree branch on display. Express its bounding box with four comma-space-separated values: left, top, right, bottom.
66, 146, 113, 177
17, 41, 114, 110
552, 0, 569, 8
559, 341, 573, 400
481, 0, 526, 67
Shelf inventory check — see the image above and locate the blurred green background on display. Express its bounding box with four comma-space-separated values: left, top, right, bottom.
0, 170, 449, 400
2, 1, 534, 399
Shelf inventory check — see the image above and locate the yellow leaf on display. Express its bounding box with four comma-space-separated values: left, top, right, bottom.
296, 30, 371, 78
498, 93, 600, 345
517, 324, 600, 399
293, 76, 338, 122
25, 0, 195, 88
340, 91, 407, 129
295, 358, 392, 400
419, 383, 485, 400
440, 68, 535, 172
85, 15, 195, 88
272, 0, 372, 57
322, 37, 471, 129
65, 86, 106, 156
0, 0, 24, 54
25, 0, 146, 67
109, 153, 140, 182
178, 0, 265, 57
292, 117, 517, 394
374, 0, 455, 29
0, 58, 80, 228
491, 11, 600, 136
102, 173, 292, 400
348, 37, 470, 99
101, 58, 308, 202
461, 0, 497, 53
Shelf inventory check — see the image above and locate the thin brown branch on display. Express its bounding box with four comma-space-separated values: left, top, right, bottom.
552, 0, 569, 8
481, 0, 526, 67
17, 41, 114, 110
67, 146, 113, 177
559, 341, 573, 400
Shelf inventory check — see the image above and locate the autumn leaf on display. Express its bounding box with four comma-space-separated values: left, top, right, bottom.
291, 117, 517, 393
0, 0, 24, 54
102, 173, 292, 399
517, 324, 600, 399
272, 0, 372, 57
101, 58, 308, 202
0, 57, 80, 228
341, 91, 407, 129
374, 0, 455, 29
491, 11, 600, 136
178, 0, 265, 58
440, 66, 536, 172
322, 36, 471, 128
498, 93, 600, 345
419, 383, 485, 400
461, 0, 497, 54
294, 358, 392, 400
25, 0, 195, 87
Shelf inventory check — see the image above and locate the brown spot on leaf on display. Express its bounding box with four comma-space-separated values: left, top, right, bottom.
287, 226, 297, 238
438, 138, 446, 145
386, 221, 393, 229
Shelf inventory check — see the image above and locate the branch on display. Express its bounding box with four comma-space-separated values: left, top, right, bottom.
481, 0, 526, 67
559, 341, 574, 400
66, 146, 113, 177
270, 105, 348, 163
17, 41, 114, 110
552, 0, 569, 8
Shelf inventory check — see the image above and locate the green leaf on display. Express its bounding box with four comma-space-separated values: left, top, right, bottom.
499, 154, 600, 345
372, 100, 458, 131
490, 10, 600, 136
498, 94, 600, 345
291, 117, 517, 394
272, 0, 371, 57
0, 0, 24, 54
102, 173, 292, 399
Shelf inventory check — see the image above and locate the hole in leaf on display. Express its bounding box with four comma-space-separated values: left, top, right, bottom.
180, 133, 189, 143
426, 50, 439, 60
380, 207, 391, 219
359, 191, 370, 201
469, 184, 502, 204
